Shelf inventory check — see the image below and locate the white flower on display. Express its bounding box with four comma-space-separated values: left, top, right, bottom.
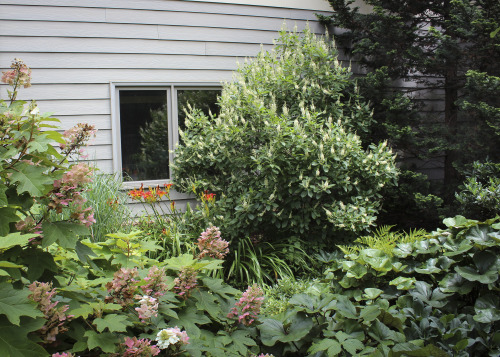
156, 328, 180, 349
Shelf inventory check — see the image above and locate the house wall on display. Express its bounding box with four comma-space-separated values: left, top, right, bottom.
0, 0, 332, 211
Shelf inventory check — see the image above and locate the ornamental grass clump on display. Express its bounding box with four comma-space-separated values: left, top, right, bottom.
173, 28, 397, 245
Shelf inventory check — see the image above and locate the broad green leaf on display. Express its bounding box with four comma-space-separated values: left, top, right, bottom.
0, 261, 23, 268
192, 290, 221, 318
0, 184, 7, 206
342, 338, 364, 355
440, 273, 474, 294
42, 221, 89, 248
335, 296, 357, 319
0, 232, 38, 250
363, 288, 383, 300
455, 265, 498, 284
84, 330, 118, 353
202, 277, 240, 299
390, 276, 416, 290
443, 216, 477, 228
474, 294, 500, 323
0, 283, 42, 325
360, 249, 392, 272
9, 163, 54, 196
0, 207, 20, 236
229, 330, 256, 355
0, 316, 47, 357
259, 318, 286, 346
467, 226, 497, 247
473, 250, 498, 274
164, 254, 197, 270
289, 293, 319, 313
359, 305, 381, 322
24, 249, 58, 281
168, 306, 211, 338
279, 312, 313, 343
308, 338, 342, 355
93, 314, 132, 332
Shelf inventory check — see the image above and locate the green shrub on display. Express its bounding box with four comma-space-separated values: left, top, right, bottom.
173, 28, 397, 245
258, 216, 500, 356
455, 161, 500, 220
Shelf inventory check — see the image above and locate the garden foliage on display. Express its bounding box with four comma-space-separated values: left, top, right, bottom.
258, 216, 500, 356
173, 28, 397, 244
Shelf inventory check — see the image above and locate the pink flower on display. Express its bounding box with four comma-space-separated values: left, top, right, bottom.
142, 266, 168, 298
105, 267, 139, 306
52, 353, 75, 357
196, 226, 229, 260
119, 336, 160, 357
173, 267, 198, 299
135, 295, 158, 323
28, 282, 72, 343
228, 284, 264, 326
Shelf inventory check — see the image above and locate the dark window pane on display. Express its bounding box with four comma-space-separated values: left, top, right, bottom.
177, 89, 221, 132
119, 90, 169, 181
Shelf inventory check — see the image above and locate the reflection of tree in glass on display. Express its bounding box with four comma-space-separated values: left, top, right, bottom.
178, 90, 221, 132
135, 105, 170, 180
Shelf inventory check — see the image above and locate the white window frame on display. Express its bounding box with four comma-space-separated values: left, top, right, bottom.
110, 82, 221, 189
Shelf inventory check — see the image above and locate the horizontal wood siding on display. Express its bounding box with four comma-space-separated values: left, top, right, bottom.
0, 0, 331, 208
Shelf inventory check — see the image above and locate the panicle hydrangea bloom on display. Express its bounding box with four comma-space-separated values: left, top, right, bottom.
227, 284, 264, 326
105, 267, 139, 306
52, 353, 76, 357
1, 58, 31, 89
196, 226, 229, 260
156, 326, 189, 350
173, 267, 198, 299
142, 266, 168, 298
60, 123, 97, 157
118, 336, 160, 357
28, 281, 73, 343
135, 295, 159, 323
49, 162, 96, 227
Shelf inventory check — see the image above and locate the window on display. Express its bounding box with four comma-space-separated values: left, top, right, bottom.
112, 85, 221, 184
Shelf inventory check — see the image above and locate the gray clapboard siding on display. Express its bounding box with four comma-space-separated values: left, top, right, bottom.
52, 115, 112, 130
0, 35, 272, 57
23, 69, 234, 84
0, 0, 331, 19
35, 99, 110, 116
0, 5, 321, 33
0, 84, 110, 101
1, 20, 282, 45
0, 53, 244, 70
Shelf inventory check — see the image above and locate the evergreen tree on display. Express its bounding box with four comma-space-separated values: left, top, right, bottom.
321, 0, 500, 204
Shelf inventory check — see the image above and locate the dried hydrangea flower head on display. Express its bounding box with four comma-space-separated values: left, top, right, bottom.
197, 226, 229, 260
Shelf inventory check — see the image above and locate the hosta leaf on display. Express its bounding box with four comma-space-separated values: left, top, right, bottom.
93, 314, 132, 332
0, 283, 42, 325
308, 338, 342, 355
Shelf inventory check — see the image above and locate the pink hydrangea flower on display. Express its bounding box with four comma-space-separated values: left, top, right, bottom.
196, 226, 229, 260
105, 267, 139, 306
119, 336, 160, 357
142, 266, 168, 298
228, 284, 264, 326
28, 281, 73, 343
52, 353, 75, 357
135, 295, 158, 323
173, 267, 198, 299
